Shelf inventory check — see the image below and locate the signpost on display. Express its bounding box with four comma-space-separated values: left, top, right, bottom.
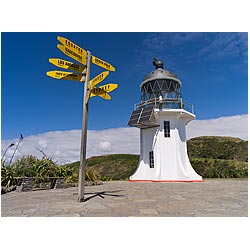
78, 51, 91, 202
46, 36, 117, 202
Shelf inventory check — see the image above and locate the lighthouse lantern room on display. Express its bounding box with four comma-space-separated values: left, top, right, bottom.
128, 59, 202, 182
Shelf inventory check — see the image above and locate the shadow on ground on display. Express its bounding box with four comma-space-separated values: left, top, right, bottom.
84, 189, 124, 202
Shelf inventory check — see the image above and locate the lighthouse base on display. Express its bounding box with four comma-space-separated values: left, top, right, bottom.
129, 154, 203, 182
129, 109, 203, 182
129, 179, 204, 182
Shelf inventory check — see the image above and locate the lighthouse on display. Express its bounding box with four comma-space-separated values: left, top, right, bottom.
128, 59, 202, 182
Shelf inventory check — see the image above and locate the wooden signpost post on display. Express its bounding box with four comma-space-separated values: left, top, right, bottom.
46, 36, 117, 202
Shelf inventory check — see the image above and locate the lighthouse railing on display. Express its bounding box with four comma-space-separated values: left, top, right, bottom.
134, 98, 194, 114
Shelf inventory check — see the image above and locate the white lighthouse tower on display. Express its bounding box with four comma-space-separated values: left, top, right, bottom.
128, 59, 202, 182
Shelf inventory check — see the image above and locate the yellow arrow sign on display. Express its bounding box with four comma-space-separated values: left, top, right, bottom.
49, 58, 85, 72
90, 83, 118, 96
46, 70, 85, 82
92, 55, 115, 72
57, 44, 86, 65
57, 36, 87, 65
88, 71, 109, 89
90, 88, 111, 100
96, 92, 111, 100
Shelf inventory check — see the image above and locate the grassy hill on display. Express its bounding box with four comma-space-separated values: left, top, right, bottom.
64, 154, 139, 181
64, 136, 248, 180
87, 154, 139, 180
187, 136, 248, 178
187, 136, 248, 161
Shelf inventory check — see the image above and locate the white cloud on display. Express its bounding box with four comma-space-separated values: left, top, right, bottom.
186, 114, 248, 140
1, 114, 247, 165
38, 140, 47, 148
1, 127, 140, 165
96, 141, 112, 152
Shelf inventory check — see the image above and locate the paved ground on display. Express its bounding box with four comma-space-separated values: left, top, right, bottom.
1, 179, 248, 217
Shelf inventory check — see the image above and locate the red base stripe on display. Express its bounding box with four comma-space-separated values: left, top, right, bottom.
128, 179, 204, 183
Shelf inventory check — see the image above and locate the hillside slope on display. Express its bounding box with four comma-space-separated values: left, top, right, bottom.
87, 154, 139, 180
65, 154, 139, 181
64, 136, 248, 180
187, 136, 248, 161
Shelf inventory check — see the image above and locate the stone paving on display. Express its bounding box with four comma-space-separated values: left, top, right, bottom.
1, 179, 248, 217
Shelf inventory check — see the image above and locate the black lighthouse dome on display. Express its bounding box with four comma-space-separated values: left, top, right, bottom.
140, 59, 182, 108
142, 58, 179, 83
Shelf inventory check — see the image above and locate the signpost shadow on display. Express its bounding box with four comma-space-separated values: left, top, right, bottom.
84, 189, 125, 202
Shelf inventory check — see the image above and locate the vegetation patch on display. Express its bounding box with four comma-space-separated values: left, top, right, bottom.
1, 136, 248, 190
190, 158, 248, 178
187, 136, 248, 161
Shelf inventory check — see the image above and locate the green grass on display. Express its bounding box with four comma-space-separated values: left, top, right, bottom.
87, 154, 139, 180
190, 158, 248, 178
187, 136, 248, 161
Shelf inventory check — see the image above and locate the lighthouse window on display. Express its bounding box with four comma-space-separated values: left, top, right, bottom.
164, 121, 170, 137
149, 151, 154, 168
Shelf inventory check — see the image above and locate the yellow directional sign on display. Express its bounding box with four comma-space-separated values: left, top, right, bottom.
90, 88, 111, 100
90, 84, 117, 101
92, 55, 115, 72
90, 83, 118, 96
57, 44, 86, 65
98, 91, 111, 100
88, 71, 109, 89
46, 70, 85, 82
49, 58, 85, 72
57, 36, 87, 65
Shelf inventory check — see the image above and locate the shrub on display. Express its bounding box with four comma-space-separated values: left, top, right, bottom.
1, 164, 16, 187
57, 164, 78, 183
85, 169, 100, 182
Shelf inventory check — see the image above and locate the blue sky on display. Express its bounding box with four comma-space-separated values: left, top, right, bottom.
1, 32, 248, 140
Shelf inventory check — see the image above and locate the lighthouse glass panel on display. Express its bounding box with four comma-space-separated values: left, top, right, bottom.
141, 79, 182, 109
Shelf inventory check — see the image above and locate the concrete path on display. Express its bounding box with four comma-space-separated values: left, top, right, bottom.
1, 179, 248, 217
